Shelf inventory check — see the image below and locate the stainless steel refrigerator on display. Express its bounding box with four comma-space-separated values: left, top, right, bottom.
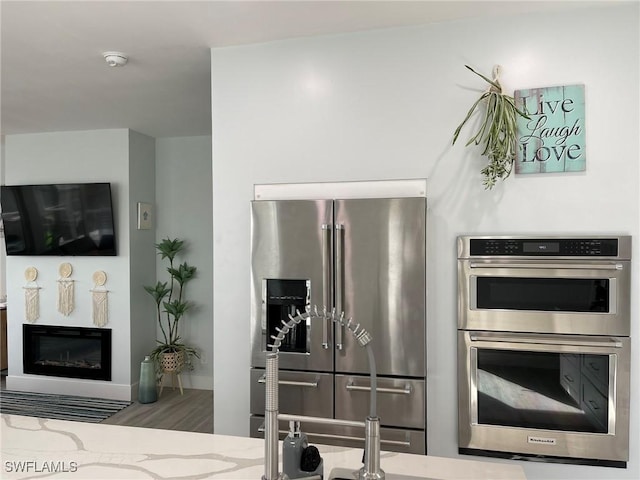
249, 198, 427, 454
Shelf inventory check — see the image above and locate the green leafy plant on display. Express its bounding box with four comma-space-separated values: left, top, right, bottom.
453, 65, 530, 189
144, 238, 199, 373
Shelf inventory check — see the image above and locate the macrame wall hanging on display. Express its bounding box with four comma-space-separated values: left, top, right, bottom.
57, 262, 75, 316
23, 266, 41, 323
91, 270, 109, 327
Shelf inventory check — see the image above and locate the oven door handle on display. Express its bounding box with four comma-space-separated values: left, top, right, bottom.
469, 262, 623, 271
469, 334, 624, 348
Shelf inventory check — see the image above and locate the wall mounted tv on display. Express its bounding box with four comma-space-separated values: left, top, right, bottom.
0, 183, 117, 256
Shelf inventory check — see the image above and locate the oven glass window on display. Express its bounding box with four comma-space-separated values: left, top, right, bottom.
477, 349, 609, 433
476, 277, 609, 312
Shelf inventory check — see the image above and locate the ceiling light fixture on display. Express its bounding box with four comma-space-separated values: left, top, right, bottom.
102, 51, 128, 67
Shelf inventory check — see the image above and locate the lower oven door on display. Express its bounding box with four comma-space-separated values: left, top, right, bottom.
458, 330, 630, 466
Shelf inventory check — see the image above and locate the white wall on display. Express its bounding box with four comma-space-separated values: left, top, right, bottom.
211, 4, 639, 480
155, 135, 213, 389
3, 129, 154, 400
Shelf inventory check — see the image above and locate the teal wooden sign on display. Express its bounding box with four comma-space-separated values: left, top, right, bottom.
514, 84, 585, 174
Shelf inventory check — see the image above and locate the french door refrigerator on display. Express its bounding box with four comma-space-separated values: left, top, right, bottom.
249, 197, 427, 454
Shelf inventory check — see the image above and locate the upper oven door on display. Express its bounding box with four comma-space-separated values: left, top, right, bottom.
458, 259, 631, 335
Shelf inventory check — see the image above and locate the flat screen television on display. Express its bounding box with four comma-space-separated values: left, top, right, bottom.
0, 183, 117, 256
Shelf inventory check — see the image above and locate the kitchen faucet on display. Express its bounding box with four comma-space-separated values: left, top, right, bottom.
263, 306, 384, 480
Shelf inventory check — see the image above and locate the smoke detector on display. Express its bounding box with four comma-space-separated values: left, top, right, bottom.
103, 51, 128, 67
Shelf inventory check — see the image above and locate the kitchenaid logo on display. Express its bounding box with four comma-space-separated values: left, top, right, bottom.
528, 436, 557, 446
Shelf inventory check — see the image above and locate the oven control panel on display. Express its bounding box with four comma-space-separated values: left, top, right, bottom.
469, 238, 620, 256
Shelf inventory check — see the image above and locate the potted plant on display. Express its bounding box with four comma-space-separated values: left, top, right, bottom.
144, 238, 199, 375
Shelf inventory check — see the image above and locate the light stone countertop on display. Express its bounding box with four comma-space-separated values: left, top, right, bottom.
1, 414, 526, 479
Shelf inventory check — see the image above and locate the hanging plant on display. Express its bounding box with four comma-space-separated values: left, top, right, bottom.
452, 65, 530, 189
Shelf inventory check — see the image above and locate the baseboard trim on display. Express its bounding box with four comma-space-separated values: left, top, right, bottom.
6, 375, 132, 401
161, 373, 213, 391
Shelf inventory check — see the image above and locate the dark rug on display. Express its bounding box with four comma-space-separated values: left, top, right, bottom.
0, 390, 131, 423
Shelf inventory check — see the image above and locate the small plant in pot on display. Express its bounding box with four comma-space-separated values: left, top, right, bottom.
144, 238, 199, 376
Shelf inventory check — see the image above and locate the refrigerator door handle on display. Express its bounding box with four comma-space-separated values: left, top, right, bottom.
306, 433, 412, 448
335, 224, 345, 350
258, 374, 319, 389
346, 382, 413, 395
256, 423, 412, 448
321, 224, 333, 349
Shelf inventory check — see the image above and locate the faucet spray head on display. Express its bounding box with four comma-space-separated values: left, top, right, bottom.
355, 329, 372, 347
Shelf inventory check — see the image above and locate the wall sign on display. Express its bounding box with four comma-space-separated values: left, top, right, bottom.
137, 202, 153, 230
514, 84, 585, 174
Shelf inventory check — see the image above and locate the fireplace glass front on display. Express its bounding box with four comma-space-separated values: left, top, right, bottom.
23, 324, 111, 381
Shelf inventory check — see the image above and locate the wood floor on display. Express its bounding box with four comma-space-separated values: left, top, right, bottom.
103, 386, 214, 434
1, 371, 214, 434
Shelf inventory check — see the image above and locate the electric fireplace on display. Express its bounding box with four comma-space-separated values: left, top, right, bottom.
23, 325, 111, 381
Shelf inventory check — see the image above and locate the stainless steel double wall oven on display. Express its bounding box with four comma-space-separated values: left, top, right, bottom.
250, 198, 427, 454
457, 236, 631, 467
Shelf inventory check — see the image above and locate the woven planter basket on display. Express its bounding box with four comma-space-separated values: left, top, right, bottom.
160, 351, 185, 373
